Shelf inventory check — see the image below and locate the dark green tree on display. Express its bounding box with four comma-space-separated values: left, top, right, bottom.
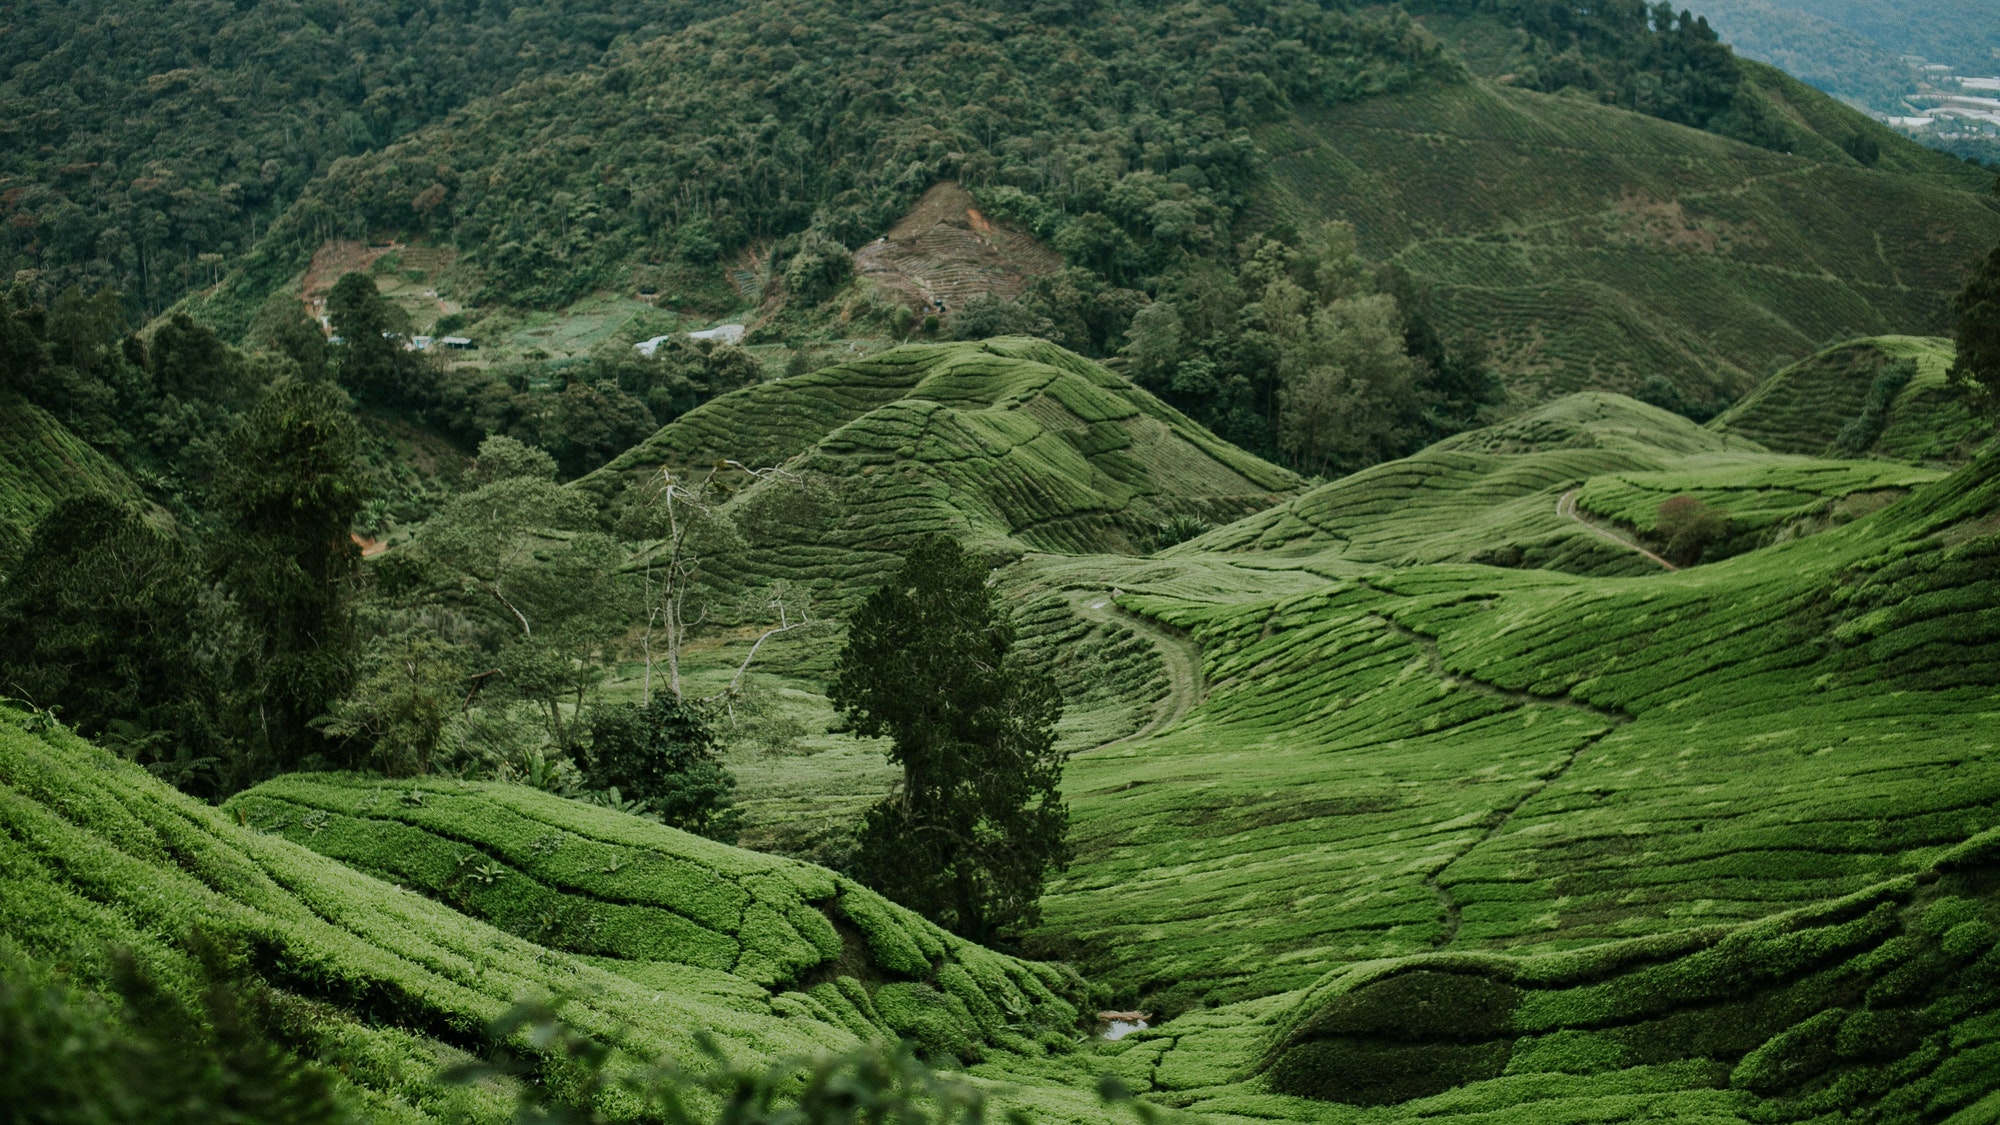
585, 697, 743, 842
0, 495, 224, 791
781, 230, 855, 305
250, 293, 333, 384
326, 272, 416, 405
830, 534, 1068, 943
1655, 494, 1732, 566
214, 381, 365, 775
147, 313, 245, 403
1949, 242, 2000, 417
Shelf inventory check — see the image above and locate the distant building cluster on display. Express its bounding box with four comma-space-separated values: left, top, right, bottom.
1883, 58, 2000, 137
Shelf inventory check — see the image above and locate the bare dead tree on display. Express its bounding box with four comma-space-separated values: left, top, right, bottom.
630, 460, 806, 703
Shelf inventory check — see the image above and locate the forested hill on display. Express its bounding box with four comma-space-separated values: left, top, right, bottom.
206, 0, 1983, 321
204, 0, 1460, 322
0, 0, 739, 314
163, 0, 1998, 424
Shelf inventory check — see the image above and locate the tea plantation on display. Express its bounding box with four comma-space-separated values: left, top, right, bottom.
8, 336, 2000, 1121
0, 394, 139, 567
1255, 81, 2000, 401
0, 719, 1119, 1122
578, 338, 1301, 605
1712, 336, 1992, 463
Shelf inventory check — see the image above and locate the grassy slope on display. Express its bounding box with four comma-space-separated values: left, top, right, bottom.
0, 723, 1108, 1121
1184, 392, 1941, 575
1712, 335, 1993, 462
225, 774, 1087, 1063
991, 426, 2000, 1119
0, 395, 141, 566
1253, 77, 2000, 403
578, 338, 1300, 600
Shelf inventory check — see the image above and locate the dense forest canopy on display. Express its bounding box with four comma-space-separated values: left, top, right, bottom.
0, 0, 739, 314
229, 0, 1458, 318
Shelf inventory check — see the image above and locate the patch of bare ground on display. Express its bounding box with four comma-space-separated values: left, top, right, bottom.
852, 182, 1061, 314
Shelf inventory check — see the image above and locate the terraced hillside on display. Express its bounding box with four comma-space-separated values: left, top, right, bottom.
1255, 79, 2000, 401
0, 396, 140, 566
1187, 392, 1941, 575
9, 345, 2000, 1120
0, 718, 1106, 1121
988, 427, 2000, 1119
1713, 336, 1992, 462
227, 774, 1086, 1063
580, 338, 1300, 594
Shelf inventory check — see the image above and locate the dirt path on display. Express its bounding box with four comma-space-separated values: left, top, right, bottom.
1070, 593, 1206, 748
1557, 488, 1679, 571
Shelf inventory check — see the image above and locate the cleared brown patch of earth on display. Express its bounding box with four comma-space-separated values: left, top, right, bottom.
852, 182, 1061, 314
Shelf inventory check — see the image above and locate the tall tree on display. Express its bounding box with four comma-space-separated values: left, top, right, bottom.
326, 272, 416, 406
215, 381, 365, 775
0, 495, 224, 790
830, 534, 1068, 943
1949, 241, 2000, 418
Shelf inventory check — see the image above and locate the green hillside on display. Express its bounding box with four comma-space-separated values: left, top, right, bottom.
1713, 336, 1993, 462
0, 395, 141, 567
169, 0, 1999, 428
0, 717, 1106, 1120
1254, 79, 2000, 402
580, 338, 1300, 587
1185, 391, 1942, 574
8, 347, 2000, 1119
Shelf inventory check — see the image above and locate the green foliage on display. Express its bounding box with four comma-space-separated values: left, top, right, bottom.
1121, 225, 1499, 470
0, 938, 352, 1125
0, 495, 224, 790
269, 1, 1455, 313
783, 232, 858, 307
834, 534, 1069, 943
1419, 0, 1785, 146
214, 380, 365, 775
1689, 0, 1915, 114
579, 340, 1301, 604
0, 391, 140, 569
1950, 241, 2000, 418
1714, 336, 1990, 461
224, 771, 1086, 1053
1832, 359, 1917, 456
327, 272, 420, 406
0, 0, 739, 314
1654, 493, 1731, 564
449, 1002, 1084, 1125
475, 435, 560, 485
1254, 76, 1999, 404
314, 635, 468, 778
0, 287, 264, 525
586, 698, 743, 842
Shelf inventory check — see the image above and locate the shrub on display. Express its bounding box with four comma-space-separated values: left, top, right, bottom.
584, 697, 742, 842
782, 231, 854, 306
1655, 494, 1731, 565
1832, 360, 1916, 457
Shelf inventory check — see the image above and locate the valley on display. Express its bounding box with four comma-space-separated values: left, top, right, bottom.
6, 0, 2000, 1121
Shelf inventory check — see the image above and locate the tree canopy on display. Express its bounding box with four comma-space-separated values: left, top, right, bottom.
1950, 242, 2000, 417
831, 534, 1068, 943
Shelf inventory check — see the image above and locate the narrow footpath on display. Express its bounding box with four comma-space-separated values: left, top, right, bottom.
1557, 488, 1678, 571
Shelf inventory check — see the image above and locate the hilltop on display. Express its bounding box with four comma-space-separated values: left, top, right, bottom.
578, 338, 1299, 590
1712, 335, 1992, 462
